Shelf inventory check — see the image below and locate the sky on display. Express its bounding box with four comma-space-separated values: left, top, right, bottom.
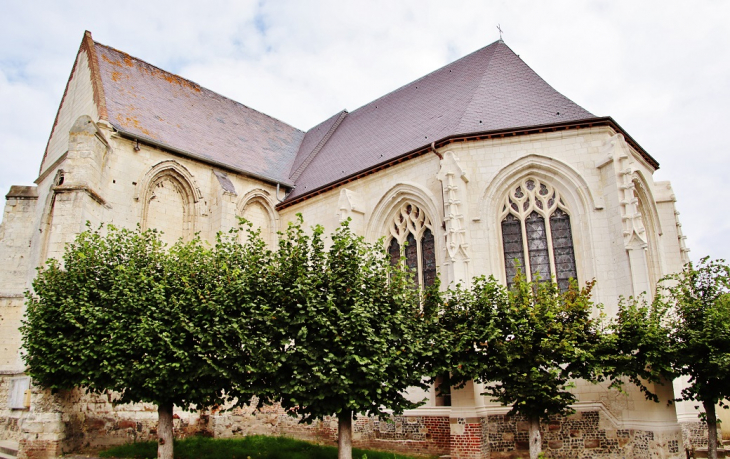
0, 0, 728, 262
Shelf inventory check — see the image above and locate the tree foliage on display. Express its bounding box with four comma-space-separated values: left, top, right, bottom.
22, 225, 266, 459
253, 217, 432, 459
599, 257, 730, 459
659, 257, 730, 459
441, 273, 605, 459
599, 294, 674, 402
21, 219, 435, 459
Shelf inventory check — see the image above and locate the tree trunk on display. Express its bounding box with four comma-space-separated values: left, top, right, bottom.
704, 400, 719, 459
158, 402, 174, 459
338, 409, 353, 459
528, 416, 541, 459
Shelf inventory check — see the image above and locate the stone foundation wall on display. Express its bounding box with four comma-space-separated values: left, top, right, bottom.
450, 417, 485, 459
211, 402, 450, 456
485, 411, 681, 459
2, 379, 687, 459
679, 419, 724, 452
0, 378, 208, 459
53, 388, 204, 452
0, 374, 25, 442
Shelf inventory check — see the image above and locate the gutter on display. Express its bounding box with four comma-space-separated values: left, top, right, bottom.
276, 116, 658, 211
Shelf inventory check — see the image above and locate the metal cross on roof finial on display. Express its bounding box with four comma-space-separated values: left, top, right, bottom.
497, 24, 503, 41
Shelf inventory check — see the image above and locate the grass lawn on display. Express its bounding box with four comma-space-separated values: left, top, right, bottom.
97, 435, 438, 459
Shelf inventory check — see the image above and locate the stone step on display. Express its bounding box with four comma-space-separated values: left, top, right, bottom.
0, 441, 18, 458
692, 447, 727, 458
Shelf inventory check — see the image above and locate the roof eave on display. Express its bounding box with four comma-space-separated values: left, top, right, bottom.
113, 127, 294, 188
276, 117, 657, 211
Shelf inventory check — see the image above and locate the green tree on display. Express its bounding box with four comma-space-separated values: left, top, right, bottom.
21, 225, 262, 459
658, 257, 730, 459
255, 218, 432, 459
599, 294, 675, 404
445, 273, 604, 459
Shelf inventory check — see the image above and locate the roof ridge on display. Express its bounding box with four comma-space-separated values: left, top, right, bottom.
93, 40, 305, 134
450, 41, 500, 135
345, 40, 504, 117
84, 31, 108, 121
289, 110, 348, 182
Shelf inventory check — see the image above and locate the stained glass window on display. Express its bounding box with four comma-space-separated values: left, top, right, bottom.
501, 213, 525, 288
388, 238, 400, 267
405, 233, 418, 286
421, 228, 436, 288
387, 202, 436, 288
550, 209, 577, 292
500, 177, 577, 291
526, 211, 551, 281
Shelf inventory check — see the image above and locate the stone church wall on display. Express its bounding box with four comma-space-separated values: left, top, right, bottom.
0, 101, 693, 457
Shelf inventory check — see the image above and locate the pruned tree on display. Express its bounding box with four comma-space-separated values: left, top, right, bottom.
599, 294, 675, 404
22, 225, 262, 459
657, 257, 730, 459
254, 217, 432, 459
445, 273, 604, 459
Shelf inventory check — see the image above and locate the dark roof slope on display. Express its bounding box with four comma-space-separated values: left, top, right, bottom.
287, 40, 598, 200
94, 41, 304, 184
289, 109, 347, 181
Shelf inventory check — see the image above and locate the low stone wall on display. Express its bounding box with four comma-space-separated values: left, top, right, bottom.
485, 411, 681, 459
0, 378, 691, 459
0, 378, 207, 459
680, 419, 724, 453
210, 402, 450, 456
0, 374, 24, 443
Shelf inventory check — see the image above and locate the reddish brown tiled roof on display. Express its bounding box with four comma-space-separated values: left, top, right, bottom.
285, 40, 598, 200
94, 41, 304, 184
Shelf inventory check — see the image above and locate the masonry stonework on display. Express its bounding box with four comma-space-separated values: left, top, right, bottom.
0, 31, 702, 458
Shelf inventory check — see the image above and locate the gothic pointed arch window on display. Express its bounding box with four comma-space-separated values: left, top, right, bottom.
239, 196, 276, 248
500, 177, 577, 291
387, 202, 437, 288
143, 172, 195, 245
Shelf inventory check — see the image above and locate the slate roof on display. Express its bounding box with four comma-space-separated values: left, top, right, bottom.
93, 40, 304, 184
285, 40, 599, 200
52, 32, 654, 204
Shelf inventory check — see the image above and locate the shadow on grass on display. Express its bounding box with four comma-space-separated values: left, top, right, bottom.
97, 435, 438, 459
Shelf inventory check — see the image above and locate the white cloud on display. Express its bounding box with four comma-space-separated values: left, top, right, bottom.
1, 0, 728, 261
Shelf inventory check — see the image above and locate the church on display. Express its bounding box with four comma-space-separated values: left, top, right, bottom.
0, 31, 703, 458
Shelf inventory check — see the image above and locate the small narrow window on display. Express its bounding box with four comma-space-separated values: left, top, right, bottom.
421, 228, 436, 288
388, 238, 401, 266
525, 211, 551, 281
405, 233, 419, 286
501, 214, 525, 289
550, 209, 577, 292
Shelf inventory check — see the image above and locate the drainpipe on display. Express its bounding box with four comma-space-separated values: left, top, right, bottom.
430, 141, 442, 159
276, 183, 291, 202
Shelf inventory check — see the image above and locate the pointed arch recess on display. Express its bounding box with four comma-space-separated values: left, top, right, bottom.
631, 171, 665, 289
366, 182, 442, 244
238, 189, 278, 247
137, 161, 202, 241
480, 155, 598, 285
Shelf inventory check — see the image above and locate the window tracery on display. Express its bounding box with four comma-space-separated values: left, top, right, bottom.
387, 202, 436, 288
500, 177, 577, 291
